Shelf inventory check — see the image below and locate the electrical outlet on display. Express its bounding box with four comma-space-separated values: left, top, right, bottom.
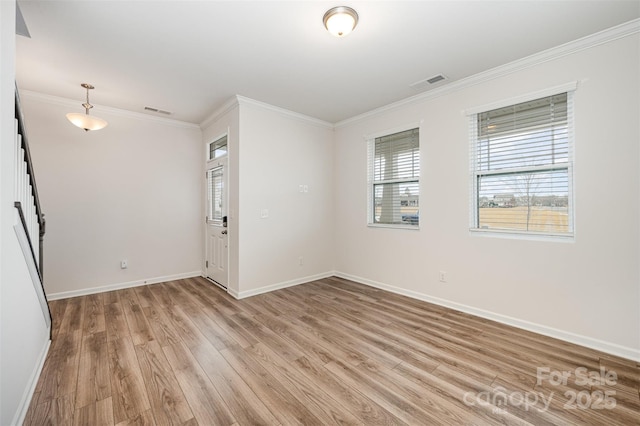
439, 271, 447, 282
121, 259, 128, 269
298, 256, 304, 266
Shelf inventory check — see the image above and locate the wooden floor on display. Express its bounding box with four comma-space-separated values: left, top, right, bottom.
24, 276, 639, 425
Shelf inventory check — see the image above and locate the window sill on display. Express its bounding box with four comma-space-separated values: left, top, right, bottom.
368, 223, 420, 231
469, 228, 574, 242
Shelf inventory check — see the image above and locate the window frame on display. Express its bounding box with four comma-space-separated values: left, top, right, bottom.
366, 124, 422, 230
206, 133, 228, 225
208, 134, 228, 161
467, 83, 577, 240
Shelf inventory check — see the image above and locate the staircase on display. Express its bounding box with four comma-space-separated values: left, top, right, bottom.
13, 86, 51, 333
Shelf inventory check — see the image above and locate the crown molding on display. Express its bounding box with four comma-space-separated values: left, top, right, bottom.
19, 90, 201, 130
199, 95, 240, 129
335, 18, 640, 128
200, 95, 334, 130
236, 95, 334, 130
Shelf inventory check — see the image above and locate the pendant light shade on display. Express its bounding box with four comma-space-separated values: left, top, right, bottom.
66, 83, 108, 131
66, 112, 108, 131
323, 6, 358, 37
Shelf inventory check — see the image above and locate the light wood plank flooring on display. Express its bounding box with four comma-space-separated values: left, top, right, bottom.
25, 276, 639, 425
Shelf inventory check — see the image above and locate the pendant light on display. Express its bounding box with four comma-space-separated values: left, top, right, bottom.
66, 83, 108, 131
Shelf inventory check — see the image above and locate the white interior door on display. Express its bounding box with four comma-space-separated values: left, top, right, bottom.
206, 158, 228, 289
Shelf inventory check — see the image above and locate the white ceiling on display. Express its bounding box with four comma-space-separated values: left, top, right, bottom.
16, 1, 640, 124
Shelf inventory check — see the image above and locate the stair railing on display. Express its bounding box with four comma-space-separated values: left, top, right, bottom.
14, 86, 51, 332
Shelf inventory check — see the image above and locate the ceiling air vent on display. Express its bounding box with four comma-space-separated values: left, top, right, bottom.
409, 74, 447, 91
426, 75, 446, 84
144, 106, 172, 115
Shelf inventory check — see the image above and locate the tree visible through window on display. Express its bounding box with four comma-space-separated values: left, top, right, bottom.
369, 128, 420, 227
470, 92, 574, 236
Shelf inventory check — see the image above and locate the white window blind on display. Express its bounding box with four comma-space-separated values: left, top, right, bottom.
207, 166, 223, 223
369, 128, 420, 227
470, 92, 574, 236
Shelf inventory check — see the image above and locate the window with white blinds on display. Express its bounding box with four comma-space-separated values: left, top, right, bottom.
207, 166, 223, 223
469, 92, 574, 236
368, 128, 420, 227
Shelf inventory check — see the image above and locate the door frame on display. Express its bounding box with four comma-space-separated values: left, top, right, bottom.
204, 134, 229, 291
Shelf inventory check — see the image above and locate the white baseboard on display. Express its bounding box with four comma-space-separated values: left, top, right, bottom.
12, 337, 51, 426
44, 269, 639, 361
230, 271, 334, 300
334, 271, 640, 362
47, 271, 202, 300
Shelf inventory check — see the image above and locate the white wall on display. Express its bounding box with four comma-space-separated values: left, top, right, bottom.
236, 98, 335, 297
21, 93, 203, 298
200, 98, 335, 297
333, 33, 640, 359
1, 1, 51, 424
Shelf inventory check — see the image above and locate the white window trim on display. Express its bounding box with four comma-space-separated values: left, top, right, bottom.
463, 81, 578, 116
366, 122, 422, 230
467, 87, 576, 241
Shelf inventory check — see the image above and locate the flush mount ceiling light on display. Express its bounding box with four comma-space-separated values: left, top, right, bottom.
323, 6, 358, 37
66, 83, 108, 131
